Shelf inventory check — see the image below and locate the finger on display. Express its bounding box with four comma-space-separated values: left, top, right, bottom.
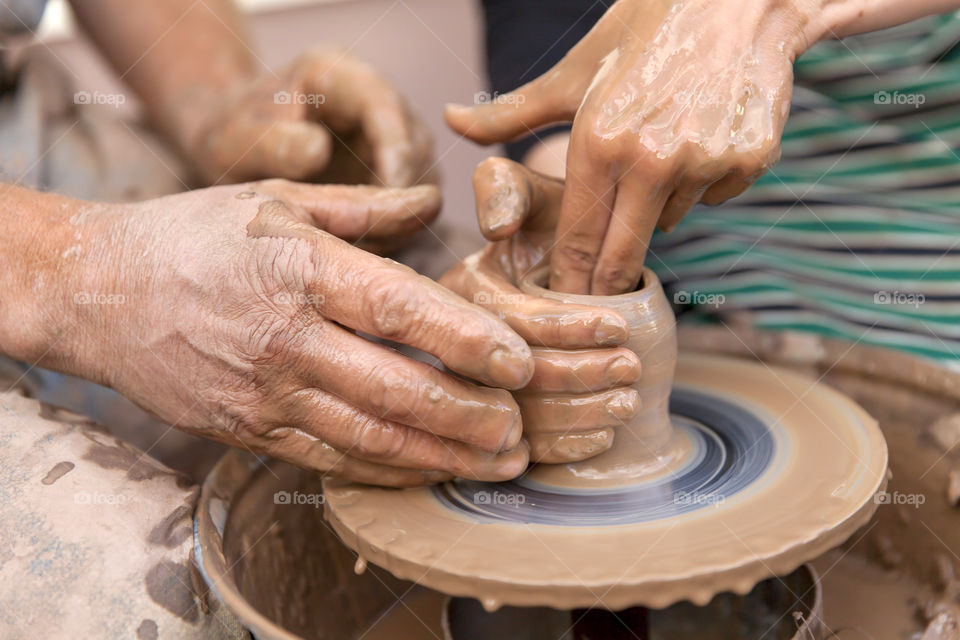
444, 74, 577, 145
473, 157, 564, 241
444, 256, 630, 349
515, 388, 641, 435
549, 138, 616, 294
658, 179, 706, 233
526, 347, 641, 393
246, 199, 534, 389
222, 427, 452, 488
316, 240, 534, 389
221, 120, 333, 183
286, 319, 523, 453
261, 180, 441, 241
528, 430, 614, 464
279, 388, 529, 481
700, 167, 759, 206
591, 177, 671, 295
303, 54, 424, 187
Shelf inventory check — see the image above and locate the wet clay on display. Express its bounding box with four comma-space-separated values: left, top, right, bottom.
518, 266, 681, 487
323, 353, 888, 611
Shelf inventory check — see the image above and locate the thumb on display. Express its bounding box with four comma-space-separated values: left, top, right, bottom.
445, 77, 574, 145
253, 120, 333, 182
259, 181, 441, 242
473, 157, 564, 241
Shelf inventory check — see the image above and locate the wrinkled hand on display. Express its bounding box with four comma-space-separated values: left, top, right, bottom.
71, 181, 533, 487
187, 49, 434, 187
446, 0, 802, 294
442, 158, 641, 463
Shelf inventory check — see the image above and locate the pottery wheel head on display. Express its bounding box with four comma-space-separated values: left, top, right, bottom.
323, 354, 888, 611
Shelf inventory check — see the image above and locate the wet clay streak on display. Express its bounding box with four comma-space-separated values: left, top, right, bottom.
147, 503, 195, 548
145, 561, 200, 623
41, 461, 74, 485
136, 619, 159, 640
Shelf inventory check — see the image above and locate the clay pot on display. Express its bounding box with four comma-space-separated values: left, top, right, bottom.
519, 266, 678, 482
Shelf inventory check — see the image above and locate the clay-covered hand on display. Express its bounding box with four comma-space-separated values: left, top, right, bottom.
442, 158, 641, 463
69, 181, 532, 487
446, 0, 805, 295
185, 49, 434, 187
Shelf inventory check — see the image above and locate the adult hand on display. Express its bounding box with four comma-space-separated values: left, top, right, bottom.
446, 0, 803, 294
442, 158, 641, 463
186, 49, 434, 187
66, 181, 532, 487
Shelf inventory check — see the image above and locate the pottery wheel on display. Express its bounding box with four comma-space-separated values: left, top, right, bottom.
323, 353, 888, 611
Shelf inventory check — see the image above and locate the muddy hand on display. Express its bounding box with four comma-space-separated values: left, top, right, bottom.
446, 0, 806, 295
188, 49, 434, 187
442, 158, 641, 463
69, 180, 530, 487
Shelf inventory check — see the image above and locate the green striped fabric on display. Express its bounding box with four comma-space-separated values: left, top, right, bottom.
649, 12, 960, 369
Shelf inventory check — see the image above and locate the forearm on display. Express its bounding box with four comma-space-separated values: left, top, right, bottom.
0, 185, 109, 378
806, 0, 960, 42
68, 0, 257, 152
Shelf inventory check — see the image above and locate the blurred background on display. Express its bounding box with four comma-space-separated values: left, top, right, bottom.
34, 0, 495, 252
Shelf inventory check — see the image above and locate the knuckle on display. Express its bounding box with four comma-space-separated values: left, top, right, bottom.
353, 417, 406, 459
594, 263, 632, 291
362, 271, 426, 340
369, 365, 420, 418
558, 244, 600, 272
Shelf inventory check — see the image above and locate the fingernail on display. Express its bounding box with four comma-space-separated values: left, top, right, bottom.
490, 347, 534, 388
498, 452, 529, 478
606, 355, 641, 385
607, 389, 641, 420
595, 314, 629, 346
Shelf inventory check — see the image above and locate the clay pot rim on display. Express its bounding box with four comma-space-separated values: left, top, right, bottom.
520, 265, 661, 304
194, 450, 302, 640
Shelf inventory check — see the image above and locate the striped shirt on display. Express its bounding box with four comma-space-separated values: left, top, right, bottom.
650, 12, 960, 369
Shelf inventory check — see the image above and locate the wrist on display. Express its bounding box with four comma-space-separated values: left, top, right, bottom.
0, 187, 108, 376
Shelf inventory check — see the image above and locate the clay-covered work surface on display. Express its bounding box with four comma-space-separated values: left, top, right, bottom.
323, 353, 888, 611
